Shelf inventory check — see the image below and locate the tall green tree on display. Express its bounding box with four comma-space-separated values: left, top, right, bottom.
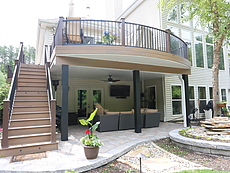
0, 45, 35, 75
160, 0, 230, 116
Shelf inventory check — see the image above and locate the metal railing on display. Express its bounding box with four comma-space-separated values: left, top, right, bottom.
44, 45, 56, 143
50, 17, 187, 60
2, 42, 24, 148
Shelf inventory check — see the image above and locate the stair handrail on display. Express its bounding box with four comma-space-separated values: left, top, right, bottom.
2, 42, 23, 148
44, 45, 56, 143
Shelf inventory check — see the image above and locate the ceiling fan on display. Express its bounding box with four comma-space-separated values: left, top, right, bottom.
102, 74, 120, 83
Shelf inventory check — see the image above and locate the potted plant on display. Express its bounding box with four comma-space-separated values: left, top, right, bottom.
217, 100, 227, 107
102, 31, 117, 44
222, 107, 229, 117
79, 108, 103, 159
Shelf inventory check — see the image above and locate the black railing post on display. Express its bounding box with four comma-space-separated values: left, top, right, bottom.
121, 18, 125, 46
166, 29, 171, 53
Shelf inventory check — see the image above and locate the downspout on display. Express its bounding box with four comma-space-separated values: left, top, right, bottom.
162, 77, 167, 122
178, 75, 187, 127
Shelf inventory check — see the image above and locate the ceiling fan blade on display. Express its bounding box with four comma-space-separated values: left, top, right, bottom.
111, 80, 120, 82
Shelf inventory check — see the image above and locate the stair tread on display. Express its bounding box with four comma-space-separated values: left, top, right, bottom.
13, 111, 50, 115
18, 81, 46, 83
11, 117, 50, 122
9, 132, 52, 139
17, 89, 47, 92
0, 141, 58, 149
15, 100, 48, 101
14, 105, 49, 107
9, 125, 52, 130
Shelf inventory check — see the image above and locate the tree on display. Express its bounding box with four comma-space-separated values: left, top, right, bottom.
160, 0, 230, 116
0, 45, 35, 75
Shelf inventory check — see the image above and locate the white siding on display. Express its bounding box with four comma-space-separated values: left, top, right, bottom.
124, 0, 161, 28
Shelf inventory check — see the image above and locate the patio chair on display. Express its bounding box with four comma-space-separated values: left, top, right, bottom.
66, 17, 83, 44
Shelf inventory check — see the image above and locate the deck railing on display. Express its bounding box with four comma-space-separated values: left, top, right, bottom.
2, 42, 24, 148
44, 45, 56, 143
51, 17, 188, 60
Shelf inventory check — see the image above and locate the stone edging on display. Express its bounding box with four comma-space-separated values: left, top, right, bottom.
169, 129, 230, 157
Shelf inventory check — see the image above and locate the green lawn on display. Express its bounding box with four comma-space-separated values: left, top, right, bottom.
177, 170, 230, 173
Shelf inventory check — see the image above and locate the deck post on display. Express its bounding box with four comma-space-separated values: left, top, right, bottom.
166, 29, 171, 53
61, 65, 69, 141
121, 18, 125, 46
2, 100, 9, 148
182, 74, 190, 127
133, 70, 141, 133
51, 99, 57, 142
56, 17, 64, 46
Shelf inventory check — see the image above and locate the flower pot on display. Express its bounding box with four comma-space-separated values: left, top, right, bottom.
83, 146, 99, 159
217, 103, 226, 107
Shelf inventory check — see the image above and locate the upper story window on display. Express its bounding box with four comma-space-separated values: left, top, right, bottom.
182, 30, 192, 65
194, 33, 204, 68
167, 26, 179, 36
206, 36, 225, 70
206, 36, 214, 69
180, 3, 190, 26
167, 6, 178, 23
193, 16, 202, 30
220, 48, 225, 70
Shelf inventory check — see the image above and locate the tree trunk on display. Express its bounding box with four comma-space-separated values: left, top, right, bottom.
212, 42, 221, 116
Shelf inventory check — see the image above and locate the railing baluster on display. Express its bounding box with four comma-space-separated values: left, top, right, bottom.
52, 18, 187, 59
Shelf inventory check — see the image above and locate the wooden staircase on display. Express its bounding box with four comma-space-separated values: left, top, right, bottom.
0, 64, 58, 157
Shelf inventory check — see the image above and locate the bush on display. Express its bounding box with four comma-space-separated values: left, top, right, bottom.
0, 83, 10, 110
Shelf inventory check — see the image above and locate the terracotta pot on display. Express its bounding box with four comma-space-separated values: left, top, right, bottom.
83, 146, 99, 159
217, 103, 226, 107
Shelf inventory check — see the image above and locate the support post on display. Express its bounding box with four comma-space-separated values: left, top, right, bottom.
51, 99, 56, 142
133, 70, 141, 133
61, 65, 69, 141
182, 74, 190, 127
2, 100, 9, 148
165, 29, 171, 53
56, 17, 64, 46
121, 18, 125, 46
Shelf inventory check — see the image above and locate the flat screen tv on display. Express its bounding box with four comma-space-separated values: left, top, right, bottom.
110, 85, 130, 98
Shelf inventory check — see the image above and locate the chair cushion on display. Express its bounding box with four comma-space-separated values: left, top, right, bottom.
95, 103, 105, 115
145, 109, 158, 113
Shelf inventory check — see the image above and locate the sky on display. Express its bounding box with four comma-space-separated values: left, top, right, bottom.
0, 0, 134, 48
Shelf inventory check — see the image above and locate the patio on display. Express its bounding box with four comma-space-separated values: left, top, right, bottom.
0, 122, 184, 172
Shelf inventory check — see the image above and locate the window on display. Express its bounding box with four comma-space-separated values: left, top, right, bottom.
180, 3, 190, 26
198, 87, 206, 113
220, 48, 225, 70
182, 30, 192, 64
206, 36, 224, 70
172, 85, 182, 115
195, 33, 204, 67
209, 87, 213, 100
193, 16, 202, 30
221, 89, 227, 101
189, 86, 195, 114
168, 6, 178, 23
167, 26, 179, 36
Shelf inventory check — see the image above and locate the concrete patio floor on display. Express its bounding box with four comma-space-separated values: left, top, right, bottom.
0, 122, 187, 173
